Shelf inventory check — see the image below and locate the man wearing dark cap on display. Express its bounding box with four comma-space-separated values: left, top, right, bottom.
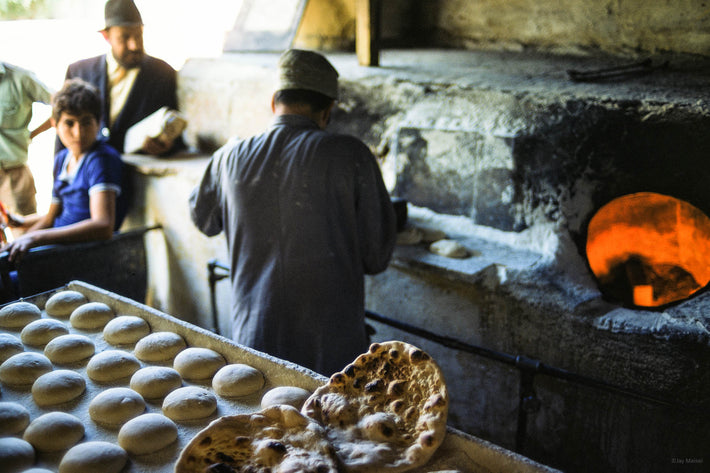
61, 0, 183, 155
189, 49, 397, 375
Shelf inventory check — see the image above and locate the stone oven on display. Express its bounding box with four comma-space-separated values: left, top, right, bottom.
177, 48, 710, 473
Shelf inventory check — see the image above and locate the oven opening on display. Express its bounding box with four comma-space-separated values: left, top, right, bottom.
586, 192, 710, 308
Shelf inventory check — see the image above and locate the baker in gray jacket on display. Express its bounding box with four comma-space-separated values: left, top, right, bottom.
189, 49, 396, 375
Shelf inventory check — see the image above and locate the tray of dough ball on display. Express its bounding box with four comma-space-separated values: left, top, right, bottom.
0, 280, 558, 473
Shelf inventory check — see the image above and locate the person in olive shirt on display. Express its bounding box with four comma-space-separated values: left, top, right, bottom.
190, 49, 397, 375
0, 61, 53, 217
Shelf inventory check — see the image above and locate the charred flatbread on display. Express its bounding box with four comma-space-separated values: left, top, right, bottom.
301, 341, 449, 473
175, 405, 340, 473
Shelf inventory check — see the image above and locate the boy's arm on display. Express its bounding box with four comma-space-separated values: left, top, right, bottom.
3, 191, 116, 263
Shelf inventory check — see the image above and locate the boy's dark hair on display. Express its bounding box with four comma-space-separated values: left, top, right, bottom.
52, 78, 102, 122
273, 89, 334, 113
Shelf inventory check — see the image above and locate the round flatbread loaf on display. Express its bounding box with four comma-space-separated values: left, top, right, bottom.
173, 347, 226, 381
103, 315, 150, 345
0, 437, 35, 473
0, 401, 30, 435
69, 301, 114, 330
45, 290, 88, 318
0, 301, 41, 328
32, 369, 86, 406
117, 413, 178, 455
261, 386, 312, 410
175, 405, 339, 473
58, 441, 128, 473
130, 366, 182, 399
0, 332, 23, 363
44, 333, 95, 364
89, 387, 146, 427
134, 331, 186, 362
23, 411, 84, 452
20, 318, 69, 346
86, 349, 141, 382
212, 363, 265, 398
0, 351, 53, 385
301, 341, 449, 473
162, 386, 217, 421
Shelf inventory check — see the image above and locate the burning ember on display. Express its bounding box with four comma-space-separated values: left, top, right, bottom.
586, 192, 710, 308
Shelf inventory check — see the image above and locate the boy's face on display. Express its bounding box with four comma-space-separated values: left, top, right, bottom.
54, 112, 99, 158
103, 25, 145, 69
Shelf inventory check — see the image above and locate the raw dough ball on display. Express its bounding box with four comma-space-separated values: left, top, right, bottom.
20, 318, 69, 346
129, 366, 182, 399
117, 413, 178, 455
58, 441, 128, 473
429, 239, 470, 258
45, 290, 88, 318
0, 352, 53, 385
32, 369, 86, 406
0, 301, 41, 329
0, 401, 30, 435
173, 347, 226, 380
397, 226, 423, 245
162, 386, 217, 421
89, 387, 146, 427
23, 411, 84, 452
260, 386, 312, 410
103, 315, 150, 345
69, 301, 114, 330
0, 333, 23, 363
212, 363, 265, 398
134, 331, 186, 362
420, 227, 447, 243
86, 349, 141, 382
0, 437, 35, 473
44, 334, 95, 364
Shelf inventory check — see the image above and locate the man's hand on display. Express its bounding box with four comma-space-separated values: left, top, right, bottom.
141, 136, 173, 156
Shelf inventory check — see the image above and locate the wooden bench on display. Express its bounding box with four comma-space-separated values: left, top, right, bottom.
0, 225, 161, 304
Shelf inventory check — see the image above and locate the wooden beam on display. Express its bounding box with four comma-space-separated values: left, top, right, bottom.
356, 0, 381, 66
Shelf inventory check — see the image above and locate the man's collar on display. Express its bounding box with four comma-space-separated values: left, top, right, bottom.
0, 62, 6, 77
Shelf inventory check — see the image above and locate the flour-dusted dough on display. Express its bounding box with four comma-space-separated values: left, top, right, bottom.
32, 369, 86, 406
20, 318, 69, 346
45, 290, 88, 318
86, 349, 141, 382
261, 386, 312, 410
162, 386, 217, 421
103, 315, 150, 345
117, 413, 178, 455
173, 346, 226, 381
0, 332, 23, 363
69, 301, 114, 330
134, 331, 186, 362
129, 366, 182, 399
23, 411, 85, 452
58, 441, 128, 473
44, 333, 95, 364
0, 401, 30, 435
0, 301, 41, 329
429, 239, 470, 258
89, 387, 146, 427
212, 363, 265, 398
0, 437, 35, 473
0, 351, 53, 385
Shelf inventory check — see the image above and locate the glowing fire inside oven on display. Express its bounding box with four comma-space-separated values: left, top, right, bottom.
586, 192, 710, 308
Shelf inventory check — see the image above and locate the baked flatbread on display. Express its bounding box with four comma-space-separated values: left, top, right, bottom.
301, 341, 449, 473
175, 405, 340, 473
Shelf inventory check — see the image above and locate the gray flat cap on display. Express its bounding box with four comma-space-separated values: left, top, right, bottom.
275, 49, 339, 100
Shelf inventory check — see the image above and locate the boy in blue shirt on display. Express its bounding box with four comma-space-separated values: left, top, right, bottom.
2, 78, 125, 263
